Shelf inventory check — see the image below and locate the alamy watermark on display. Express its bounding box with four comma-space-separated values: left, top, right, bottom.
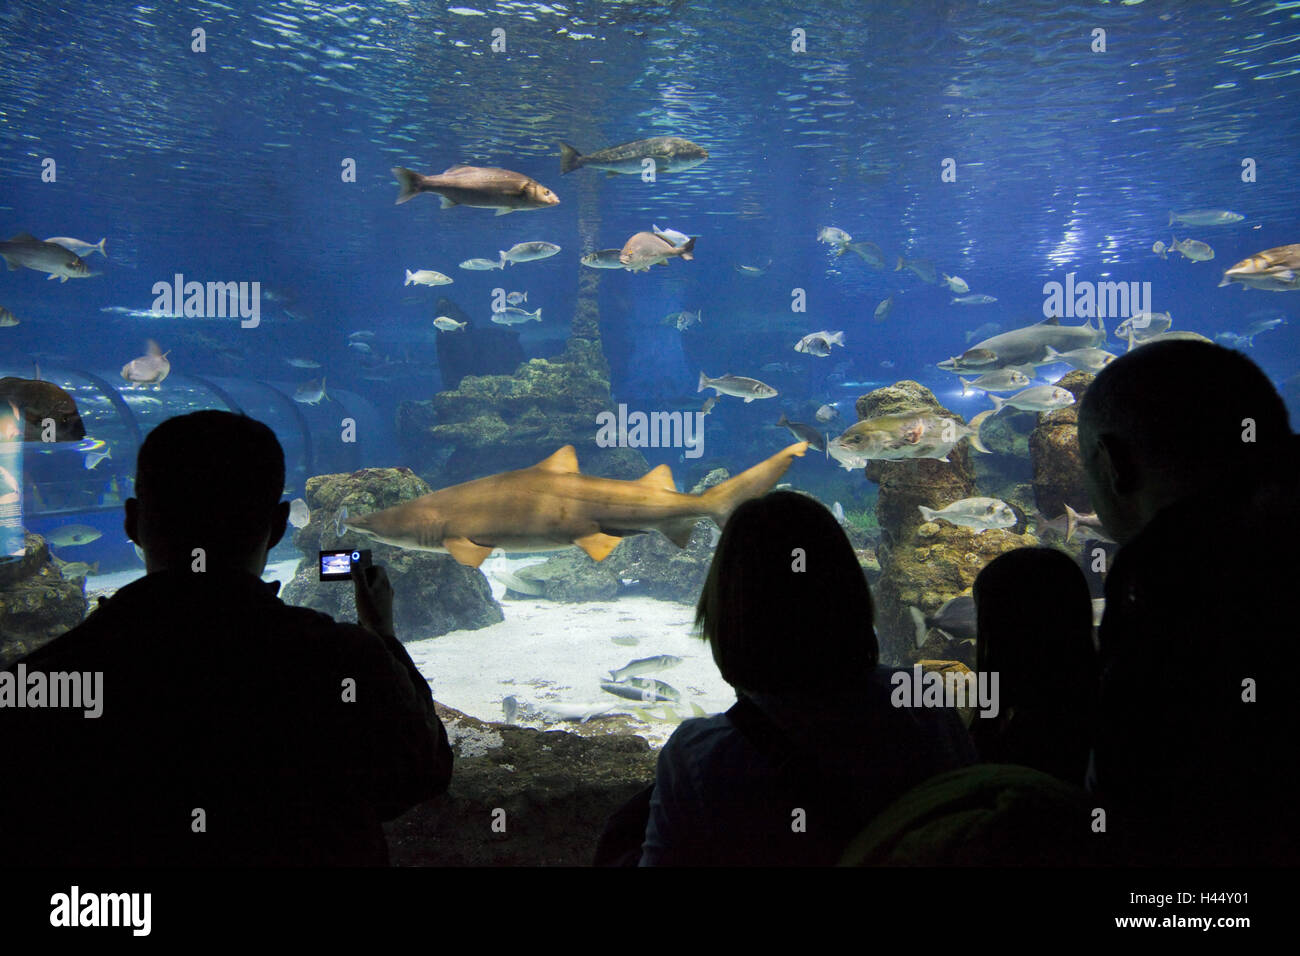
1042, 272, 1152, 323
0, 664, 102, 717
595, 404, 705, 459
152, 273, 262, 327
891, 664, 1000, 718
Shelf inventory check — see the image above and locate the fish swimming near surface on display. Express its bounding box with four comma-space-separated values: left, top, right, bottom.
1168, 235, 1214, 261
818, 226, 852, 251
918, 497, 1017, 533
121, 340, 170, 385
339, 441, 809, 567
620, 232, 696, 271
839, 240, 887, 269
698, 371, 777, 402
1218, 244, 1300, 292
45, 236, 107, 259
951, 294, 997, 305
0, 233, 91, 282
391, 164, 559, 215
653, 224, 695, 247
942, 274, 970, 294
1169, 209, 1244, 227
559, 136, 709, 175
776, 414, 827, 453
828, 410, 993, 468
895, 256, 938, 283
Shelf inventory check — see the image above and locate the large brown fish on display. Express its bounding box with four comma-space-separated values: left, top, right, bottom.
619, 231, 696, 272
341, 441, 809, 567
1218, 243, 1300, 292
391, 165, 559, 215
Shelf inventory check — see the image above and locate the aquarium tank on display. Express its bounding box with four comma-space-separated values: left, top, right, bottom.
0, 0, 1297, 868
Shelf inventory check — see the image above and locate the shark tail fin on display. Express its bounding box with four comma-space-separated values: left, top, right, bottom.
392, 167, 422, 204
967, 410, 993, 453
698, 441, 808, 528
1064, 503, 1079, 543
559, 142, 583, 174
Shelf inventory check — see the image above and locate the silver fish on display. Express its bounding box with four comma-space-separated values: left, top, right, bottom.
959, 368, 1031, 396
608, 654, 684, 682
490, 307, 542, 325
0, 232, 91, 282
698, 371, 777, 402
989, 385, 1075, 415
794, 330, 845, 356
460, 257, 504, 271
951, 294, 997, 305
918, 496, 1016, 533
580, 249, 627, 269
500, 241, 561, 266
288, 498, 310, 529
1169, 209, 1244, 227
45, 236, 107, 258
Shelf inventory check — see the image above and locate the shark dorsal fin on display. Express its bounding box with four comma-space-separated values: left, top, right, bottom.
534, 445, 580, 473
10, 232, 37, 242
1039, 316, 1061, 326
636, 463, 676, 491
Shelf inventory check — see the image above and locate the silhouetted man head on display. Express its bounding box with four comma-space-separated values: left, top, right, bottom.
125, 410, 290, 575
1077, 340, 1290, 545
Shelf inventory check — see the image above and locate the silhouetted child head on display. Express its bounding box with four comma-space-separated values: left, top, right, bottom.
1077, 340, 1289, 544
696, 490, 877, 694
128, 411, 287, 568
972, 547, 1097, 781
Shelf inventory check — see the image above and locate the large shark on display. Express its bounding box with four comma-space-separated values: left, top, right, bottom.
939, 316, 1107, 372
340, 441, 810, 567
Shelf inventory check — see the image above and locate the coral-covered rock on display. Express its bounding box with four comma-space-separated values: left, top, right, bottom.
1029, 371, 1095, 520
0, 533, 88, 667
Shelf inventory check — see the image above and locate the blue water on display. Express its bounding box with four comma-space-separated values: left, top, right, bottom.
2, 0, 1299, 567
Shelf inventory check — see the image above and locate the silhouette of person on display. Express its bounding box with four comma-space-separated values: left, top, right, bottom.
0, 410, 452, 865
640, 490, 975, 866
1077, 340, 1297, 864
970, 547, 1097, 786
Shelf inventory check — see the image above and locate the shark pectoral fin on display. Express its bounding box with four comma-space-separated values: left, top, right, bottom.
534, 445, 581, 473
575, 532, 622, 562
443, 536, 495, 567
636, 463, 676, 490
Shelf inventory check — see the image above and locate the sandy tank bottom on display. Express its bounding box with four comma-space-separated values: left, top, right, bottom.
82, 554, 735, 749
